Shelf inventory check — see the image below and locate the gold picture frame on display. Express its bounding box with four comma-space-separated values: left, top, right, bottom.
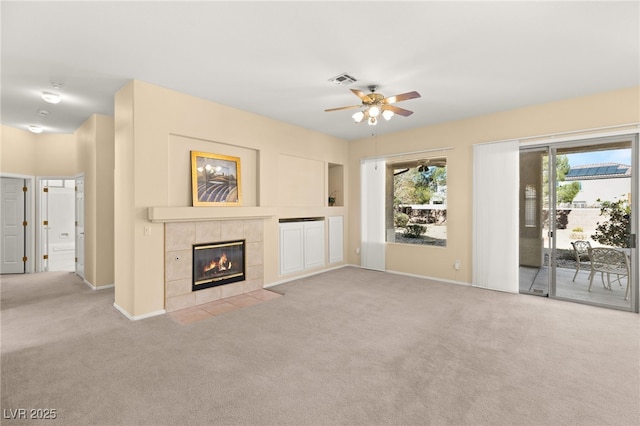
191, 151, 242, 206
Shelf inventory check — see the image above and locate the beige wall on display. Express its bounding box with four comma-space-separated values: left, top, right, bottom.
114, 80, 349, 317
95, 115, 115, 286
1, 116, 113, 289
348, 86, 640, 284
114, 82, 136, 315
1, 125, 76, 176
77, 115, 115, 287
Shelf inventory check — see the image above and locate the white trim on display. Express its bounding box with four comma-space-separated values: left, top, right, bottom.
361, 146, 454, 162
474, 123, 640, 147
266, 263, 472, 289
83, 279, 114, 291
385, 268, 471, 287
25, 177, 35, 274
264, 264, 350, 288
113, 302, 166, 321
520, 127, 640, 147
0, 172, 33, 180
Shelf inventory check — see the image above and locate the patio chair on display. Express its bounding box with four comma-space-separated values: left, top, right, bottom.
570, 240, 592, 282
587, 247, 631, 300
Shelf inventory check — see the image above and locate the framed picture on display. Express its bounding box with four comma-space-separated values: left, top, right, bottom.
191, 151, 242, 206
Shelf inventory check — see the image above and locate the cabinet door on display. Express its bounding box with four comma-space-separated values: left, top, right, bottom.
328, 216, 344, 264
279, 222, 304, 275
303, 221, 325, 269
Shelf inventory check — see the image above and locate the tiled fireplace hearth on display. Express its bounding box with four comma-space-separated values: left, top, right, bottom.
164, 220, 264, 312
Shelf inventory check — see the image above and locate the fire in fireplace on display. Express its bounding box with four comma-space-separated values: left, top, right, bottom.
192, 240, 245, 291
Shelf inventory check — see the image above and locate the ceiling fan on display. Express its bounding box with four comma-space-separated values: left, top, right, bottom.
325, 85, 421, 126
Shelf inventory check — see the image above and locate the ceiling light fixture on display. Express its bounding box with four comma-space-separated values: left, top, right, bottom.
28, 125, 43, 133
350, 92, 395, 127
42, 91, 61, 104
327, 85, 420, 127
382, 110, 394, 120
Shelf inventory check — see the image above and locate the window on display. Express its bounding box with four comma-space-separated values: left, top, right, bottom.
387, 157, 447, 247
525, 184, 536, 227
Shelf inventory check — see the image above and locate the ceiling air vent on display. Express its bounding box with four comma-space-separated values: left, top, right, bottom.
328, 72, 357, 86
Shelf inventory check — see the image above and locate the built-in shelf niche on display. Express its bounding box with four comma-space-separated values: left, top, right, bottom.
328, 163, 344, 207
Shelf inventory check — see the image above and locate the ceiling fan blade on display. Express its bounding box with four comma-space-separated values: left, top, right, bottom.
385, 105, 414, 117
384, 91, 421, 104
324, 105, 361, 112
350, 89, 373, 103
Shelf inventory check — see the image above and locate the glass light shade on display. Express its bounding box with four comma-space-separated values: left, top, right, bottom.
352, 111, 365, 123
28, 125, 43, 133
368, 105, 380, 117
368, 117, 377, 126
382, 110, 394, 120
42, 91, 61, 104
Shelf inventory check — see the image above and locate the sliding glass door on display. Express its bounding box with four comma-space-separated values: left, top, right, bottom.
519, 135, 637, 311
519, 147, 552, 296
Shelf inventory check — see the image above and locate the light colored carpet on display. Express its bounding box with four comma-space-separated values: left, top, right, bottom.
1, 268, 639, 425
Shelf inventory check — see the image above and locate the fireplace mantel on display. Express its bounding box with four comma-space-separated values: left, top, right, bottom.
148, 206, 277, 223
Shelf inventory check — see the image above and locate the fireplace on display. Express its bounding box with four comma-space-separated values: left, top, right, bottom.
192, 240, 245, 291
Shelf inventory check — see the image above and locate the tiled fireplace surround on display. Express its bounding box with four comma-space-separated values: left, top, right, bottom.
164, 219, 264, 312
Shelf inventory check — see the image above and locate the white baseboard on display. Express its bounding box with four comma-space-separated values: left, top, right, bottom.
385, 268, 471, 287
280, 264, 471, 288
83, 279, 114, 291
113, 302, 166, 321
264, 264, 350, 288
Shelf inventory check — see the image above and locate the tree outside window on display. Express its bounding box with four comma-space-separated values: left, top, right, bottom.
387, 158, 447, 247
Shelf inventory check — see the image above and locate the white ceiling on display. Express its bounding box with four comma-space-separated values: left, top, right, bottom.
2, 1, 639, 141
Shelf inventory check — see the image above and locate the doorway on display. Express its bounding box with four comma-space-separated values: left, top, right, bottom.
519, 135, 637, 311
39, 178, 76, 272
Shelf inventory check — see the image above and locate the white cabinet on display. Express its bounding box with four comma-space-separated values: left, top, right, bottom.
279, 222, 305, 275
303, 221, 325, 269
279, 219, 325, 275
328, 216, 344, 264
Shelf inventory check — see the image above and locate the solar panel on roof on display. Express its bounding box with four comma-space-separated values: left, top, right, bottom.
565, 164, 630, 179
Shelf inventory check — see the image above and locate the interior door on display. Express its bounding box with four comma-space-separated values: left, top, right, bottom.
1, 177, 26, 274
75, 175, 85, 279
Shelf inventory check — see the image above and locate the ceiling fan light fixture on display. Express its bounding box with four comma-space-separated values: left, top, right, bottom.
352, 111, 365, 123
326, 86, 420, 126
368, 105, 380, 117
42, 91, 61, 104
